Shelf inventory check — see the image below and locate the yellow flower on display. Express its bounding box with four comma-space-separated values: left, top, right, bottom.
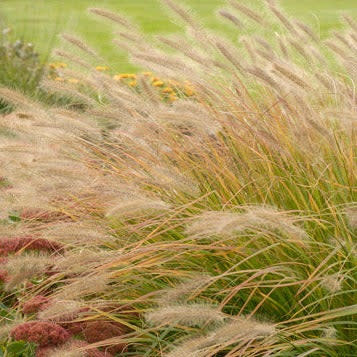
54, 77, 64, 82
153, 80, 164, 87
162, 87, 174, 94
142, 71, 152, 77
128, 80, 137, 87
95, 66, 109, 72
67, 78, 79, 84
151, 76, 160, 82
168, 94, 178, 102
114, 73, 136, 80
184, 86, 195, 96
49, 62, 67, 69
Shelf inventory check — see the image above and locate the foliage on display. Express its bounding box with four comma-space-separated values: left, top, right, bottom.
3, 340, 37, 357
0, 29, 44, 112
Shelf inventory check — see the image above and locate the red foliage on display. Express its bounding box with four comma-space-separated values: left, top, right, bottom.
22, 295, 51, 314
24, 281, 35, 289
35, 346, 53, 357
11, 321, 70, 347
0, 257, 8, 282
61, 321, 86, 335
0, 269, 8, 283
0, 236, 63, 255
83, 321, 128, 354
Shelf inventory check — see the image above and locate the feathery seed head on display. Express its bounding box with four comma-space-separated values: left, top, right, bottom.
266, 0, 299, 36
321, 273, 344, 293
42, 222, 110, 246
55, 274, 110, 300
345, 206, 357, 229
55, 250, 118, 273
321, 327, 338, 345
342, 14, 357, 32
186, 206, 307, 240
211, 318, 276, 343
166, 317, 276, 356
37, 340, 113, 357
294, 20, 319, 42
229, 1, 266, 25
161, 0, 202, 32
106, 198, 170, 219
89, 8, 135, 30
20, 208, 72, 223
165, 335, 212, 357
145, 165, 200, 196
5, 254, 52, 290
218, 9, 244, 29
157, 275, 213, 306
38, 299, 84, 322
61, 34, 99, 58
146, 304, 225, 327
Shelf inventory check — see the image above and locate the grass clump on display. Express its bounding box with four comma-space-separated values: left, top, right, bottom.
0, 28, 45, 113
0, 0, 356, 356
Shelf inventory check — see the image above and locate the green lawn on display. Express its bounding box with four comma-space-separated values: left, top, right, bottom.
1, 0, 356, 71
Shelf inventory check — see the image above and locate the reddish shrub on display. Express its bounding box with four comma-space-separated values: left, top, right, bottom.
61, 321, 87, 335
0, 257, 8, 282
0, 236, 63, 255
24, 281, 35, 289
0, 269, 8, 283
83, 321, 127, 354
35, 346, 53, 357
11, 321, 70, 347
22, 295, 51, 314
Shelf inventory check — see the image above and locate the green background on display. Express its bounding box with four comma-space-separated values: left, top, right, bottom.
1, 0, 356, 71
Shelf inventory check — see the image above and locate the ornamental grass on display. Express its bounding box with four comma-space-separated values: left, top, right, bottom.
0, 0, 356, 356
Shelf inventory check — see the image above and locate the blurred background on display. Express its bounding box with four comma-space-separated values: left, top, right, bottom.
1, 0, 356, 71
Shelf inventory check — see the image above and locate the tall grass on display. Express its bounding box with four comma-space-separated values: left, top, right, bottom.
0, 0, 356, 356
